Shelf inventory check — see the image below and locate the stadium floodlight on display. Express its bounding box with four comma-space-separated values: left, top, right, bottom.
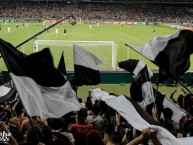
34, 40, 118, 71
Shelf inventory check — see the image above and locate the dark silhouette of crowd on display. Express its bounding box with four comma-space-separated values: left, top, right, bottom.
0, 86, 192, 145
0, 1, 192, 23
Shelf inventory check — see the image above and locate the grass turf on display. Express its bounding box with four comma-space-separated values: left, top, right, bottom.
0, 22, 178, 70
0, 22, 191, 101
77, 84, 190, 102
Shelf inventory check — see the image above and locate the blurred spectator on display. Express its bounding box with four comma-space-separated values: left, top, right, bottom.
86, 129, 104, 145
0, 2, 192, 23
70, 108, 93, 145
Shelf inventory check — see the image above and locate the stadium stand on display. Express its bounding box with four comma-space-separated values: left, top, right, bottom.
0, 1, 192, 23
0, 1, 193, 145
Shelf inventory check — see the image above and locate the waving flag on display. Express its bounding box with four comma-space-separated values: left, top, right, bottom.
0, 39, 80, 120
91, 89, 193, 145
73, 44, 102, 86
119, 59, 154, 106
130, 30, 193, 79
0, 86, 16, 103
57, 51, 66, 76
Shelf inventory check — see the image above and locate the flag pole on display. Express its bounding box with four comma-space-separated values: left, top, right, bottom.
164, 96, 193, 119
125, 43, 193, 96
0, 44, 47, 143
9, 80, 40, 143
0, 16, 76, 142
15, 15, 76, 49
0, 49, 42, 141
154, 82, 160, 122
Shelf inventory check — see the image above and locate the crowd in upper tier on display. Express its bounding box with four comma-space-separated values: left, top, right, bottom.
0, 2, 192, 23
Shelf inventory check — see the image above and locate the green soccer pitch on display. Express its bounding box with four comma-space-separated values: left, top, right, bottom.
0, 22, 184, 71
0, 22, 192, 100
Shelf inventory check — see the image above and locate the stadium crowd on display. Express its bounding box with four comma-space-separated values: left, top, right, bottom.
0, 1, 193, 145
0, 2, 192, 23
0, 86, 192, 145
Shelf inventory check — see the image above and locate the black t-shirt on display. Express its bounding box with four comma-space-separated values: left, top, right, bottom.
52, 132, 71, 145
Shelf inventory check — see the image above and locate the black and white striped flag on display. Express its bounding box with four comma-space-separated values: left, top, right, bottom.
119, 59, 155, 106
0, 39, 80, 120
131, 30, 193, 79
73, 44, 102, 86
